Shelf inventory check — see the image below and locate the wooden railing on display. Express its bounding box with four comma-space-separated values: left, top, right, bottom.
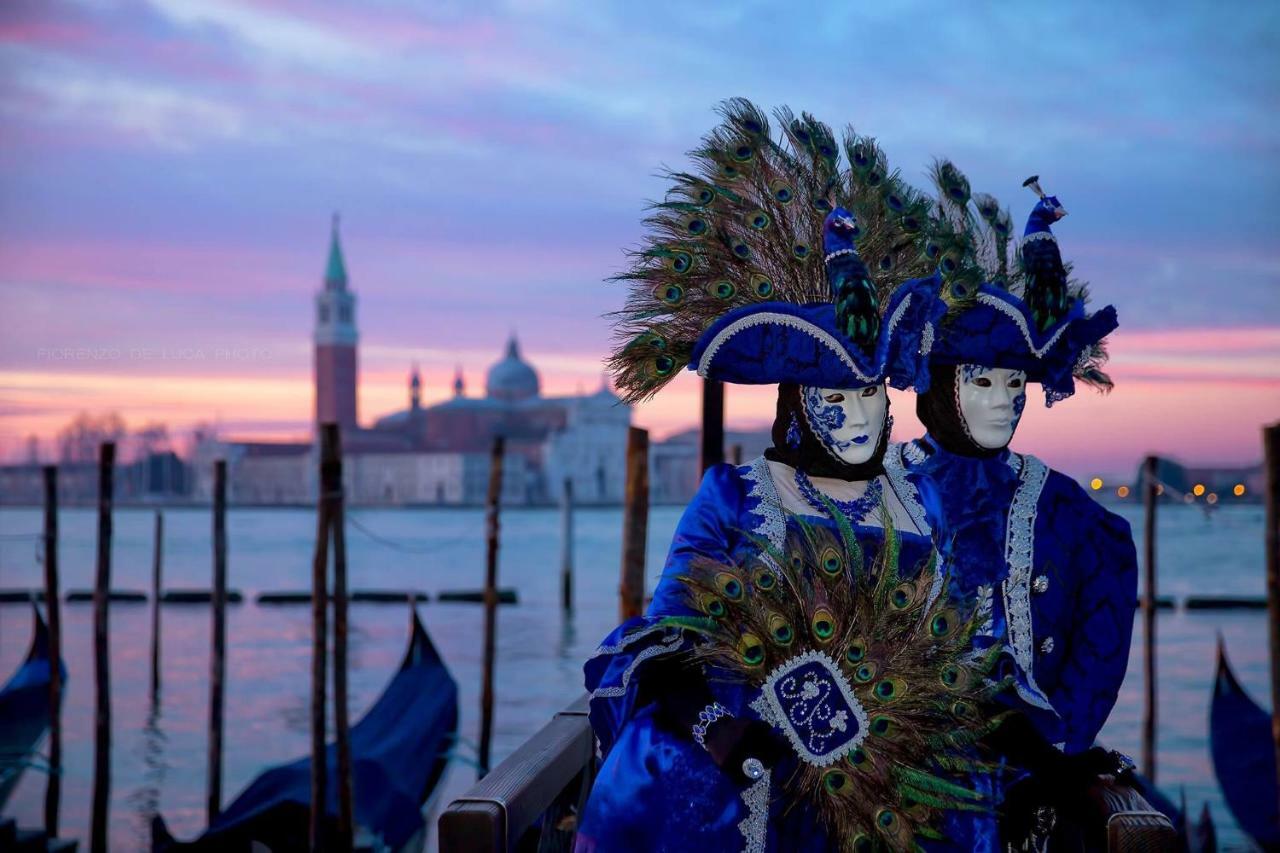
438, 694, 596, 853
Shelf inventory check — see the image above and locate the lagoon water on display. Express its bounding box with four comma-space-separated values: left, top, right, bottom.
0, 500, 1270, 850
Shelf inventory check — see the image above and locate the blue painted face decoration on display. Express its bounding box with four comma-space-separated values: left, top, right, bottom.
801, 384, 888, 465
956, 365, 1027, 450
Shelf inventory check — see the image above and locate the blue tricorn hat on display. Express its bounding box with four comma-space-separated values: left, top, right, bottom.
922, 283, 1118, 406
689, 273, 947, 390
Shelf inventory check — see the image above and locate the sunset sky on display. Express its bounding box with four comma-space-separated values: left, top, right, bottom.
1, 1, 1276, 477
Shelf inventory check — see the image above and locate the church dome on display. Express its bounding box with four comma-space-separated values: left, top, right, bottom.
486, 335, 540, 402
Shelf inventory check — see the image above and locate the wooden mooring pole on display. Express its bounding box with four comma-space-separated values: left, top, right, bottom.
310, 425, 338, 852
560, 477, 574, 613
91, 442, 114, 853
151, 511, 163, 698
619, 427, 650, 621
1141, 454, 1158, 782
700, 379, 724, 474
42, 465, 61, 839
1263, 422, 1280, 822
328, 425, 354, 851
206, 460, 227, 823
478, 435, 505, 777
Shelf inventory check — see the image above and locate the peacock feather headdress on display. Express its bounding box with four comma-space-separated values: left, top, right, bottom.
909, 164, 1118, 406
607, 99, 965, 402
662, 509, 1010, 852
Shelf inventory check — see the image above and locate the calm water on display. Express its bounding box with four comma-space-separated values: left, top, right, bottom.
0, 501, 1271, 851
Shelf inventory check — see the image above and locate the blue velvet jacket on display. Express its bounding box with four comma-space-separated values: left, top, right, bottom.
891, 436, 1139, 752
576, 458, 1001, 853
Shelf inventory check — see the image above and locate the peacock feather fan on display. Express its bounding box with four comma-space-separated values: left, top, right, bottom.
663, 509, 1010, 853
607, 99, 939, 403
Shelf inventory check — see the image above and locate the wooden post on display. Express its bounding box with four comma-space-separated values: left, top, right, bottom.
731, 443, 743, 466
619, 427, 650, 621
1141, 454, 1158, 782
478, 435, 505, 777
310, 426, 338, 852
700, 379, 724, 474
206, 461, 227, 823
560, 477, 574, 613
1263, 422, 1280, 821
150, 511, 163, 698
91, 442, 114, 853
328, 425, 354, 851
42, 465, 61, 839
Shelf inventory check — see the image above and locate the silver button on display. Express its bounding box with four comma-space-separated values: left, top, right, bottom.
1033, 575, 1049, 594
1040, 637, 1055, 654
741, 757, 765, 780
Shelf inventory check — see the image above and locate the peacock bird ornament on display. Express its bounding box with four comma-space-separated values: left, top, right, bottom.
608, 98, 965, 402
662, 508, 1011, 853
1019, 176, 1071, 333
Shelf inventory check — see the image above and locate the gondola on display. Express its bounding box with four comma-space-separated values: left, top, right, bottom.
1209, 639, 1278, 852
153, 607, 458, 852
0, 605, 63, 812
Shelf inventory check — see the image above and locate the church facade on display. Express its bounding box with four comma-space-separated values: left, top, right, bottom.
194, 219, 633, 506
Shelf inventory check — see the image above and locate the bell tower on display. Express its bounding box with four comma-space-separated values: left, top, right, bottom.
313, 214, 359, 432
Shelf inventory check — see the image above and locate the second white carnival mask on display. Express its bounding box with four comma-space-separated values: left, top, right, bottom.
956, 365, 1027, 450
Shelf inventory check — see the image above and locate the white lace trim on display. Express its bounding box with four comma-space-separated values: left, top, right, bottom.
742, 456, 786, 557
902, 440, 927, 466
1000, 453, 1055, 712
1020, 231, 1058, 246
696, 311, 876, 383
919, 320, 935, 360
882, 443, 930, 537
975, 292, 1072, 357
586, 622, 672, 660
589, 632, 686, 700
737, 772, 770, 853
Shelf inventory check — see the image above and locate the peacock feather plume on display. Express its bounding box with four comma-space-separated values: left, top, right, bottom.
663, 509, 1009, 853
607, 99, 940, 403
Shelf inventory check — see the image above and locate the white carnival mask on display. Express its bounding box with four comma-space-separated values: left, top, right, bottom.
801, 384, 888, 465
956, 365, 1027, 450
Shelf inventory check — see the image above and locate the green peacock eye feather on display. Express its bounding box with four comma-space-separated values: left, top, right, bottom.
683, 216, 708, 236
884, 192, 905, 212
710, 280, 736, 300
665, 251, 693, 275
890, 584, 914, 609
878, 255, 893, 271
752, 568, 776, 591
750, 275, 774, 299
654, 283, 684, 306
731, 239, 751, 259
854, 662, 878, 683
925, 241, 941, 260
738, 634, 765, 666
874, 680, 896, 700
715, 572, 743, 601
852, 835, 873, 853
811, 197, 832, 213
820, 548, 842, 576
822, 769, 847, 794
845, 643, 865, 664
745, 209, 770, 230
769, 180, 793, 204
767, 613, 792, 643
941, 664, 962, 688
652, 355, 676, 377
901, 214, 922, 233
811, 608, 835, 641
952, 700, 974, 719
693, 186, 715, 206
719, 163, 740, 181
702, 596, 725, 618
871, 716, 892, 736
731, 143, 754, 163
877, 809, 899, 830
930, 611, 956, 638
792, 243, 811, 260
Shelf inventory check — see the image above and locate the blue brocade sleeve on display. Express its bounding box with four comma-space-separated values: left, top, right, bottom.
583, 465, 746, 754
1045, 497, 1139, 753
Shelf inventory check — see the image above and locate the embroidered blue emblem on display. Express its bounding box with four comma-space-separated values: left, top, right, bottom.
752, 650, 868, 767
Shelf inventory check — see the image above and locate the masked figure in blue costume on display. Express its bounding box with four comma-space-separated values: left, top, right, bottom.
884, 171, 1140, 846
575, 101, 1002, 853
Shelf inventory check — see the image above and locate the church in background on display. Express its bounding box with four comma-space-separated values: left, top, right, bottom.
191, 219, 634, 506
